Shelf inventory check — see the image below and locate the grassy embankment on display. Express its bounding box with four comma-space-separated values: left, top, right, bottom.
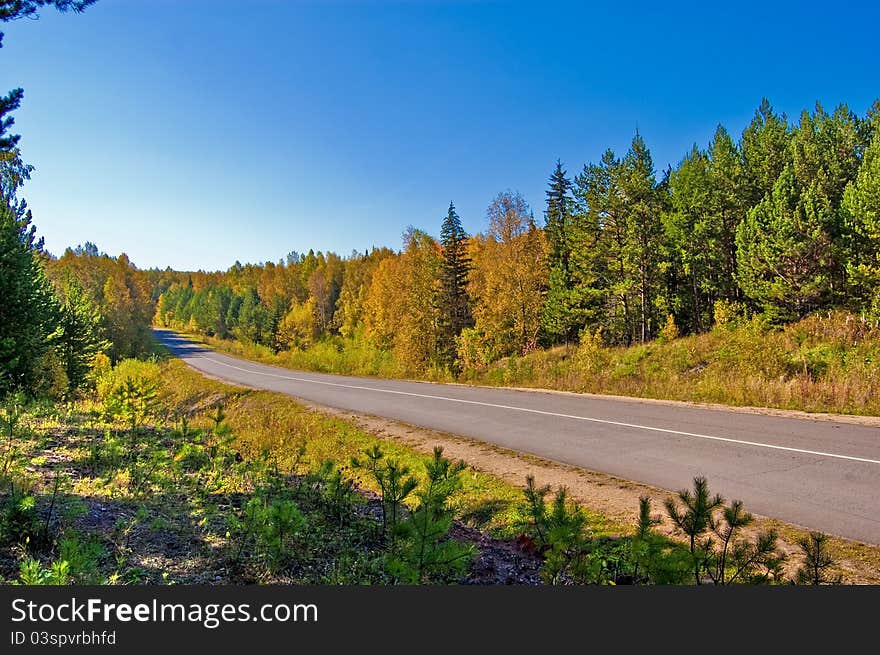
189, 311, 880, 416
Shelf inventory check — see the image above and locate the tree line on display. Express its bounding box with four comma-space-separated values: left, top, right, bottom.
155, 98, 880, 374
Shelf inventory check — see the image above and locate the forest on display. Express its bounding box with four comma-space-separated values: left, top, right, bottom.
149, 99, 880, 380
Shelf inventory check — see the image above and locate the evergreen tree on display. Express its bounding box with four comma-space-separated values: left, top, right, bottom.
741, 98, 791, 206
665, 145, 713, 333
0, 199, 59, 394
843, 110, 880, 317
541, 161, 580, 341
665, 126, 747, 333
737, 104, 866, 320
620, 132, 665, 343
707, 125, 747, 304
56, 275, 107, 390
736, 165, 837, 321
577, 149, 634, 344
437, 202, 472, 366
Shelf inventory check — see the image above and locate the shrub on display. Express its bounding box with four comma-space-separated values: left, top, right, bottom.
16, 557, 70, 585
351, 445, 417, 543
666, 477, 786, 584
229, 496, 307, 571
389, 447, 475, 584
519, 475, 596, 584
794, 532, 842, 585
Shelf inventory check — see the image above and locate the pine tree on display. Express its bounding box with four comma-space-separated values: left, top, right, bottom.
437, 202, 472, 366
621, 132, 665, 343
575, 149, 634, 344
843, 110, 880, 317
741, 98, 791, 206
665, 145, 713, 333
0, 199, 59, 394
664, 126, 747, 333
737, 104, 866, 321
736, 165, 837, 321
56, 275, 107, 390
707, 125, 747, 304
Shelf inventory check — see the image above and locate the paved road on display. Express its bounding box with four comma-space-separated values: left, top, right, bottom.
155, 329, 880, 544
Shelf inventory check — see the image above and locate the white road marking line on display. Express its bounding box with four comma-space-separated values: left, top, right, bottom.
192, 353, 880, 466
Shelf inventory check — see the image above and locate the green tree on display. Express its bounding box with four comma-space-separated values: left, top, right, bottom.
542, 161, 581, 342
621, 132, 665, 343
437, 202, 472, 367
0, 200, 59, 394
843, 110, 880, 317
575, 149, 633, 344
733, 101, 869, 323
741, 98, 791, 206
55, 275, 107, 390
235, 287, 268, 344
665, 476, 724, 584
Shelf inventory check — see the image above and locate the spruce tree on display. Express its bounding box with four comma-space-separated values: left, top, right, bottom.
542, 161, 580, 342
437, 202, 472, 366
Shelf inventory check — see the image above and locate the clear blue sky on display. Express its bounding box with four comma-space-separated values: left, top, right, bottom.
2, 0, 878, 271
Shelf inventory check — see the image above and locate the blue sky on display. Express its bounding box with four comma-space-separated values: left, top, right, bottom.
1, 0, 878, 271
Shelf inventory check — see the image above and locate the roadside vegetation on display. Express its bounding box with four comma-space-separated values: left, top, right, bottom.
190, 309, 880, 416
0, 353, 858, 585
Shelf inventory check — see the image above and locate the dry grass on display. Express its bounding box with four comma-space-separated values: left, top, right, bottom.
468, 312, 880, 416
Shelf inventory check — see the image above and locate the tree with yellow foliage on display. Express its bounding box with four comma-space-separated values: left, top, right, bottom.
464, 192, 548, 362
364, 228, 442, 373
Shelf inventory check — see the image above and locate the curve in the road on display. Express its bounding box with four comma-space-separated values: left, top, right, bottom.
155, 329, 880, 544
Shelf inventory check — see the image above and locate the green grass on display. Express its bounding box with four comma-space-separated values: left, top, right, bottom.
156, 357, 612, 538
0, 353, 649, 586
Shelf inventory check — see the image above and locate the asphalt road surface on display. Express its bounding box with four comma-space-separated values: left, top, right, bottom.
155, 329, 880, 544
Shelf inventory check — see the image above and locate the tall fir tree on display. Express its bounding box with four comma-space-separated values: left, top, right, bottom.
437, 201, 472, 366
541, 161, 581, 342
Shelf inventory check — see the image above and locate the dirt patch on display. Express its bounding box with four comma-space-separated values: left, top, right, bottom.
303, 401, 880, 584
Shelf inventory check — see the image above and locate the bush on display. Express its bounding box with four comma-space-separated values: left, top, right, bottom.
519, 476, 596, 584
665, 476, 786, 585
389, 447, 475, 584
